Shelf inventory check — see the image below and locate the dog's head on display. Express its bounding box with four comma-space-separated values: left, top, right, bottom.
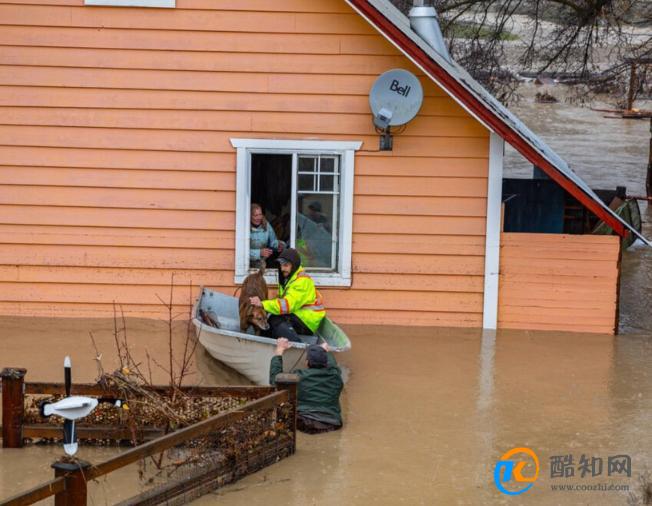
240, 303, 270, 332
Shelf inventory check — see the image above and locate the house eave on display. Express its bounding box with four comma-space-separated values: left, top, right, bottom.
346, 0, 651, 245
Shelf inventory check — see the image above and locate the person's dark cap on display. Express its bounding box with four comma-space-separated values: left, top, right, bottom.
307, 345, 328, 368
308, 201, 322, 212
277, 247, 301, 267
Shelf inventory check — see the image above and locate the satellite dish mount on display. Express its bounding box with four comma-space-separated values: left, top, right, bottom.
369, 69, 424, 151
373, 108, 394, 150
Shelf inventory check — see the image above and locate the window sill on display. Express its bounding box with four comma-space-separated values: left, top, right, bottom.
234, 272, 351, 288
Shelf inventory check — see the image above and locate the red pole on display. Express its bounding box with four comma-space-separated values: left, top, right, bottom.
1, 367, 27, 448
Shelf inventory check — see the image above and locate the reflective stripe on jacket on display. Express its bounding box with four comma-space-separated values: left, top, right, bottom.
262, 267, 326, 333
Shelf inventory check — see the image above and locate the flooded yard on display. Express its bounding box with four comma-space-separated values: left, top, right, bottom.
1, 318, 652, 505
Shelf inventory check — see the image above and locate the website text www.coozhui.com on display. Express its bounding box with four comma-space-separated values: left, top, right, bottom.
550, 483, 629, 492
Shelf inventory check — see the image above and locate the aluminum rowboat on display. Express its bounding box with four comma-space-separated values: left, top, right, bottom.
192, 287, 351, 385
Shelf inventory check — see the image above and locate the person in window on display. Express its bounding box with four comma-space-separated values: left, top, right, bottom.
249, 248, 325, 342
296, 210, 333, 268
306, 201, 331, 233
250, 203, 284, 267
270, 338, 343, 434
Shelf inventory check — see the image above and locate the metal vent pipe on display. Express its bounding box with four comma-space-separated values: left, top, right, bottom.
408, 0, 452, 63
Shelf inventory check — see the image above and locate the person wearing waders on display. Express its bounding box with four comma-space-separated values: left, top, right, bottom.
269, 337, 344, 434
248, 248, 325, 343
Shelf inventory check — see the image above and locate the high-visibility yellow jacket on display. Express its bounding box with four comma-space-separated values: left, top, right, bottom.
262, 267, 325, 333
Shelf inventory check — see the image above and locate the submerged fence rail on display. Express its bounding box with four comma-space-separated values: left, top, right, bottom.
0, 367, 299, 506
87, 390, 288, 481
0, 478, 66, 506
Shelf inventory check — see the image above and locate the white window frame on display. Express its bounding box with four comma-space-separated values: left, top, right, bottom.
84, 0, 174, 8
231, 138, 361, 287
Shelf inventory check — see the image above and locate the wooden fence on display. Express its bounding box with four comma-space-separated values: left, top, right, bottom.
0, 368, 298, 506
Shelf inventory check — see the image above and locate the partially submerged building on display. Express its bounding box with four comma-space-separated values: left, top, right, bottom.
0, 0, 647, 333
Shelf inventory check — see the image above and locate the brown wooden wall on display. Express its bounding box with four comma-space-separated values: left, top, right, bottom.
498, 233, 621, 334
0, 0, 490, 326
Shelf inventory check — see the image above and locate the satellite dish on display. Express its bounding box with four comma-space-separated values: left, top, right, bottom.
369, 69, 424, 128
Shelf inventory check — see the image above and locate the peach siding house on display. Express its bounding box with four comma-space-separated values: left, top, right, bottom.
0, 0, 644, 333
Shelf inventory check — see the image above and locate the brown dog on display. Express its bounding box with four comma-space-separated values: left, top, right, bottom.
239, 261, 270, 334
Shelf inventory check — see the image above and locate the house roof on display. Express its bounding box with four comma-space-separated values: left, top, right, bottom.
346, 0, 651, 246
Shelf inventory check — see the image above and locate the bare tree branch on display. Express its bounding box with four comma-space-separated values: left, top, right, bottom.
391, 0, 652, 104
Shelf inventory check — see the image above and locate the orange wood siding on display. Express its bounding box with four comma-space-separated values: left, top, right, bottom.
498, 234, 621, 334
0, 0, 489, 325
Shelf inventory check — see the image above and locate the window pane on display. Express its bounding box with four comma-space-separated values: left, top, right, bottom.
298, 173, 315, 192
319, 174, 334, 192
296, 194, 338, 270
320, 157, 336, 173
298, 156, 316, 172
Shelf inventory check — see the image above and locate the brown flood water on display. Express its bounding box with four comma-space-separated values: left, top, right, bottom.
1, 317, 652, 505
2, 89, 652, 504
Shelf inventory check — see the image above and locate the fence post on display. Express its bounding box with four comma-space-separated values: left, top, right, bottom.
275, 373, 299, 453
1, 367, 27, 448
52, 460, 91, 506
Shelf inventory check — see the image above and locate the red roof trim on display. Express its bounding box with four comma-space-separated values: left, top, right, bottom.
348, 0, 627, 237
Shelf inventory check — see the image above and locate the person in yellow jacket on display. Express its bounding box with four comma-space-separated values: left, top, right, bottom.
249, 248, 325, 342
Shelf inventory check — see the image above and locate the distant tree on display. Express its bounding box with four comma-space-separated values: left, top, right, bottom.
391, 0, 651, 105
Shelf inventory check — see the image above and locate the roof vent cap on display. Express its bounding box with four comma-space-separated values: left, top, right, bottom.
408, 0, 452, 63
